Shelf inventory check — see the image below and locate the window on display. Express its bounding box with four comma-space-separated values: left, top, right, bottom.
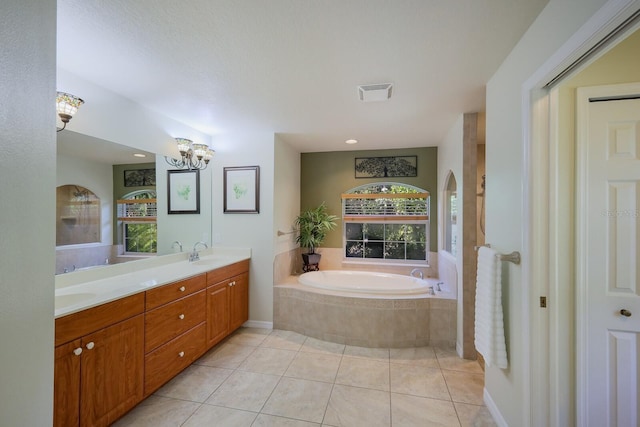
444, 172, 458, 256
342, 183, 429, 264
118, 190, 157, 255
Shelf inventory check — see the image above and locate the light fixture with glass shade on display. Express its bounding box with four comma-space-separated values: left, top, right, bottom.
56, 91, 84, 132
165, 137, 215, 170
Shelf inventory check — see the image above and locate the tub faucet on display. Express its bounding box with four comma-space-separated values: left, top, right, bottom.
410, 268, 423, 280
428, 286, 436, 296
189, 241, 208, 262
172, 241, 183, 253
436, 281, 444, 292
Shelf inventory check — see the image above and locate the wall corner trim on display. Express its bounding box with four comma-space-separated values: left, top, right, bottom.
484, 388, 509, 427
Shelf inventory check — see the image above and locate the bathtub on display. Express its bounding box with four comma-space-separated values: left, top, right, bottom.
274, 270, 456, 348
298, 270, 437, 295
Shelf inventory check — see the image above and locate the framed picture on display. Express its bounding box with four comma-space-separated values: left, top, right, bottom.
167, 169, 200, 214
124, 168, 156, 187
224, 166, 260, 213
354, 155, 418, 178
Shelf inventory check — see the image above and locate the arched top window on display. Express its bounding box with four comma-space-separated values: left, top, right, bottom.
341, 182, 430, 264
117, 190, 157, 254
56, 184, 101, 246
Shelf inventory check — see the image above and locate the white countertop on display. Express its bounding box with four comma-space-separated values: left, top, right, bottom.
55, 247, 251, 318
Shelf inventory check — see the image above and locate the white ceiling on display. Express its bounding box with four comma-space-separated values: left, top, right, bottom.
57, 0, 548, 153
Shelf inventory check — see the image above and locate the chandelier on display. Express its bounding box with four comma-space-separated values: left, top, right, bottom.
56, 91, 84, 132
165, 138, 215, 170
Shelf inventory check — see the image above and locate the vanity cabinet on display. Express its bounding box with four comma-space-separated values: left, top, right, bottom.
143, 274, 207, 396
54, 294, 144, 427
206, 259, 250, 347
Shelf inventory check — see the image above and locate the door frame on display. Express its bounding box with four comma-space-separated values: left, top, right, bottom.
524, 1, 640, 426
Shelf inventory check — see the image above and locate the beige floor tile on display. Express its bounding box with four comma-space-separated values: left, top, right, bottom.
182, 404, 257, 426
285, 352, 342, 383
324, 384, 391, 427
206, 370, 280, 412
344, 345, 389, 362
112, 396, 200, 427
335, 356, 390, 391
262, 377, 333, 424
390, 364, 450, 400
238, 347, 297, 375
391, 393, 459, 426
226, 327, 271, 346
454, 402, 497, 427
390, 346, 439, 368
435, 347, 484, 373
442, 370, 484, 405
253, 413, 322, 426
300, 337, 345, 355
262, 330, 308, 351
154, 364, 233, 402
196, 342, 257, 368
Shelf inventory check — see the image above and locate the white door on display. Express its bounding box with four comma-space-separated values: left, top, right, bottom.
577, 83, 640, 427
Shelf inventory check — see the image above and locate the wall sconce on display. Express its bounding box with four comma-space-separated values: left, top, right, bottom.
165, 138, 215, 170
56, 91, 84, 132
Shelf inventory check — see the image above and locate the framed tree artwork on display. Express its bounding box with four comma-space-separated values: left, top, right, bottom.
354, 156, 417, 178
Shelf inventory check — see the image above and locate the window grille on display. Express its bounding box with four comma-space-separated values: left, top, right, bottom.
117, 198, 157, 221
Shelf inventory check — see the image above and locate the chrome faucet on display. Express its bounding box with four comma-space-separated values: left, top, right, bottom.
189, 241, 208, 262
436, 281, 444, 292
172, 241, 183, 252
410, 268, 423, 280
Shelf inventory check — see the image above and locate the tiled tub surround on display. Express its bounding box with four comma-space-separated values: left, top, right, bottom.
274, 281, 456, 349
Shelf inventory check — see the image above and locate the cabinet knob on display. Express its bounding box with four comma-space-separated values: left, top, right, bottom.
85, 342, 95, 350
73, 347, 83, 356
620, 309, 632, 317
178, 351, 185, 358
179, 286, 186, 292
179, 314, 185, 320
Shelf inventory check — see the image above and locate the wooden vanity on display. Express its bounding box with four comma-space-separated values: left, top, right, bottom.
53, 259, 250, 427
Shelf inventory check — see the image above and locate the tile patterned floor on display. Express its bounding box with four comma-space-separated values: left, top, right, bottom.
113, 328, 497, 427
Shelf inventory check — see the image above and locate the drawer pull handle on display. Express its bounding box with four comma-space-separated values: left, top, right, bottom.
73, 347, 83, 356
178, 351, 185, 358
179, 286, 186, 292
179, 314, 185, 320
85, 342, 95, 350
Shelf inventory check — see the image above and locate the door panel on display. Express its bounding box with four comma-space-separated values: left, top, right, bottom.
578, 86, 640, 427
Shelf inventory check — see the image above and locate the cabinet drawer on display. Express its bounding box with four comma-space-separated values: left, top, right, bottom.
145, 274, 206, 310
144, 322, 206, 396
206, 259, 249, 285
144, 290, 206, 353
55, 293, 144, 347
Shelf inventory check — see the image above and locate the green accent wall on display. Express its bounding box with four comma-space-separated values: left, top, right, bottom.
112, 162, 156, 243
301, 147, 438, 251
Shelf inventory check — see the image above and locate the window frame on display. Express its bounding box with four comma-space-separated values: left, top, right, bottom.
118, 190, 157, 256
341, 183, 430, 266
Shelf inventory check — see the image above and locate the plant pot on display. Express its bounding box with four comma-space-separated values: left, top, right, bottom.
301, 253, 321, 272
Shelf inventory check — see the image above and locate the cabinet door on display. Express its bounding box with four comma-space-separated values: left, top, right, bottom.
230, 272, 249, 331
80, 315, 144, 427
206, 281, 230, 348
54, 340, 82, 427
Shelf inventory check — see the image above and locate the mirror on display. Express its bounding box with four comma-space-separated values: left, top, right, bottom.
56, 130, 157, 274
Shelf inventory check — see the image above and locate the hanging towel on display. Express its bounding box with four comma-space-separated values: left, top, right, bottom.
474, 246, 508, 369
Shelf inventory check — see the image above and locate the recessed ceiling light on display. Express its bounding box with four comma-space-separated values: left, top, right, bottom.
133, 153, 146, 158
345, 139, 358, 144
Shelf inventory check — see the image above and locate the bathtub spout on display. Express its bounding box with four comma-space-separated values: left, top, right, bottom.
410, 268, 423, 280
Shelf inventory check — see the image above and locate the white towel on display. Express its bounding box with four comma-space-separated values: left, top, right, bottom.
474, 246, 508, 369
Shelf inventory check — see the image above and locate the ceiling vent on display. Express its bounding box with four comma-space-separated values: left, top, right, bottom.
358, 83, 393, 102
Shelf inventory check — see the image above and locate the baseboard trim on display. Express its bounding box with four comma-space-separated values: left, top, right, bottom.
456, 341, 463, 358
484, 388, 508, 427
243, 320, 273, 329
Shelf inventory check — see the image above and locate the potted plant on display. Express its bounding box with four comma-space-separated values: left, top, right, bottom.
295, 202, 338, 271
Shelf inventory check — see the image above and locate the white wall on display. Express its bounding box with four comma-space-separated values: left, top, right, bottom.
438, 115, 464, 353
0, 0, 56, 424
485, 0, 611, 425
273, 135, 301, 256
211, 132, 276, 324
57, 153, 114, 245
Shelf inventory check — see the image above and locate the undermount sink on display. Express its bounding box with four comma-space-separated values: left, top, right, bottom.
55, 293, 96, 309
191, 257, 229, 267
